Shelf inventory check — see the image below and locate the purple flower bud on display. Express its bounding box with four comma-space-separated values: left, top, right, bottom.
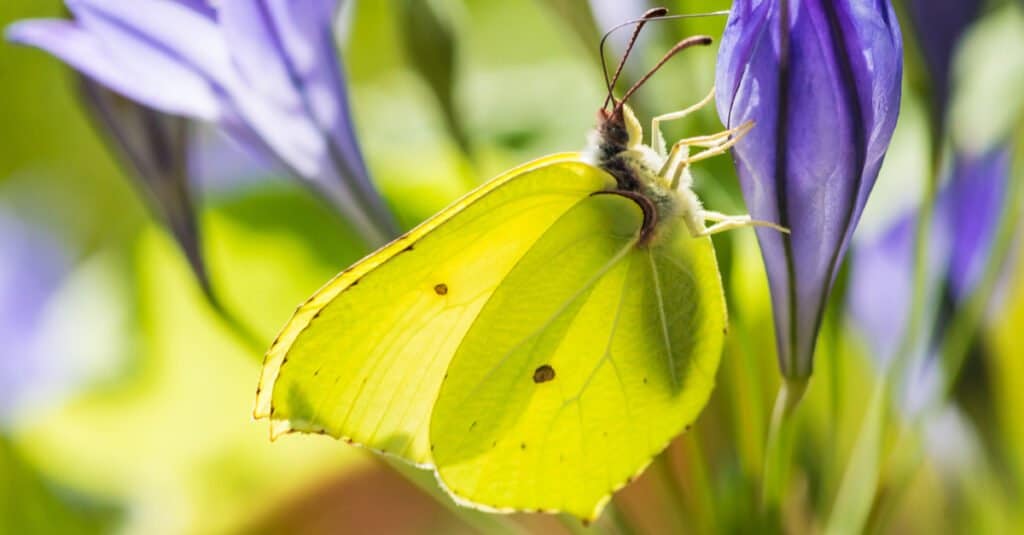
716, 0, 904, 378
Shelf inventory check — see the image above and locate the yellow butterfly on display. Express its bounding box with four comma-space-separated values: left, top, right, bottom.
255, 18, 784, 522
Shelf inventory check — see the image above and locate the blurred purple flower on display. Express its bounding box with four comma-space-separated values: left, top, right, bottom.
7, 0, 397, 245
847, 211, 951, 368
848, 145, 1011, 410
715, 0, 904, 379
944, 148, 1012, 302
0, 210, 69, 427
905, 0, 983, 113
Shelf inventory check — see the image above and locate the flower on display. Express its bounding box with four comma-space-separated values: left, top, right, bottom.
7, 0, 397, 245
715, 0, 904, 379
847, 145, 1011, 411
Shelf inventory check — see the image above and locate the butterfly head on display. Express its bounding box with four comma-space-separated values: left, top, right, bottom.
595, 104, 644, 151
586, 103, 653, 194
591, 104, 643, 161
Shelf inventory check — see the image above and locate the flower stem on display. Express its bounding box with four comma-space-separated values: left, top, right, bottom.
761, 377, 808, 513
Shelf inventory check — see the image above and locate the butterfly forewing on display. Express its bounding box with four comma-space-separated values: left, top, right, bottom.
254, 155, 616, 466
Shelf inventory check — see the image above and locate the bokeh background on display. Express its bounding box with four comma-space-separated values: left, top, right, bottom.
2, 0, 1023, 533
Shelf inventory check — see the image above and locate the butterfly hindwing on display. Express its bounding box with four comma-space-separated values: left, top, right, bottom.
430, 193, 726, 520
254, 155, 616, 466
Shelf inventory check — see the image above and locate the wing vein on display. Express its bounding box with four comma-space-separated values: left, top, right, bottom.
648, 249, 678, 389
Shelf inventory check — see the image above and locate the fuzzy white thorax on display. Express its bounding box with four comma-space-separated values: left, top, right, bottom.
584, 104, 706, 240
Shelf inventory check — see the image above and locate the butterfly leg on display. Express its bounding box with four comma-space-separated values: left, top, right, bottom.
651, 85, 716, 156
696, 211, 790, 236
661, 122, 752, 188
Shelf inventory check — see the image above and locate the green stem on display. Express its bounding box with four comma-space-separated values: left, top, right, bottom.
825, 379, 888, 535
761, 377, 808, 513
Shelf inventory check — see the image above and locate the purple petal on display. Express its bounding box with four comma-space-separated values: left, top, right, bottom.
6, 19, 221, 119
68, 0, 235, 87
177, 0, 217, 20
218, 0, 394, 242
716, 0, 903, 377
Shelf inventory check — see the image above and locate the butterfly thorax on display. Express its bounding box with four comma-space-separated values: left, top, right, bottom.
584, 104, 703, 244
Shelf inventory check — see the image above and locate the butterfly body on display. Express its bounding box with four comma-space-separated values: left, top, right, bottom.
586, 104, 706, 246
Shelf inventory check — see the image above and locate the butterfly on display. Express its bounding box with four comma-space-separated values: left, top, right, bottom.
254, 10, 785, 522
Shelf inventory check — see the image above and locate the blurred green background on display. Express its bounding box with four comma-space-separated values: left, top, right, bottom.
2, 0, 1024, 533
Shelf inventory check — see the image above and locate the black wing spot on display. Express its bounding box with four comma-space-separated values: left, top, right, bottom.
642, 376, 648, 384
434, 283, 448, 295
470, 421, 477, 430
520, 442, 527, 450
533, 364, 556, 383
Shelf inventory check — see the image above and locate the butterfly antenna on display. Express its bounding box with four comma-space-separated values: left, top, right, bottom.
601, 7, 668, 110
613, 35, 713, 115
599, 9, 731, 110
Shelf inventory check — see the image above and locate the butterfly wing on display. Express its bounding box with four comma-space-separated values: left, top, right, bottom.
254, 154, 616, 466
430, 193, 726, 520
